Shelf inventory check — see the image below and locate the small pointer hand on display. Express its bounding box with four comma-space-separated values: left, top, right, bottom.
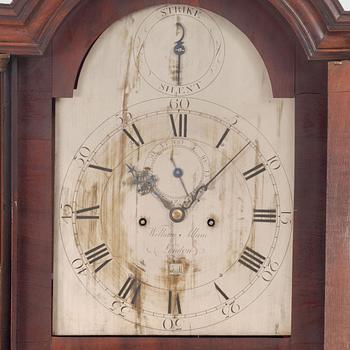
170, 148, 189, 197
174, 22, 185, 85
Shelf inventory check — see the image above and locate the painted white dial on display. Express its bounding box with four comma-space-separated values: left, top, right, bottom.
53, 4, 294, 336
58, 98, 293, 333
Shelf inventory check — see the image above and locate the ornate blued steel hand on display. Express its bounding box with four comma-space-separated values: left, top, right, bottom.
174, 22, 185, 85
127, 164, 173, 210
126, 164, 157, 195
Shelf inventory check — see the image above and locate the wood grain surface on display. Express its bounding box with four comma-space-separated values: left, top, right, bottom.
0, 0, 350, 59
325, 61, 350, 350
0, 55, 11, 350
13, 51, 53, 350
292, 47, 327, 348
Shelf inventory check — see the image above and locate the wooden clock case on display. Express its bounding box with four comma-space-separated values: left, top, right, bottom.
0, 0, 349, 349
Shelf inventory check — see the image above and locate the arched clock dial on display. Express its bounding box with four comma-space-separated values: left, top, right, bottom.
59, 98, 293, 334
54, 4, 295, 336
133, 5, 224, 96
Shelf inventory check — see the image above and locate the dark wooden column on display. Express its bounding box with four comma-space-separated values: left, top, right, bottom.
14, 52, 54, 350
292, 47, 327, 350
0, 52, 11, 350
325, 61, 350, 350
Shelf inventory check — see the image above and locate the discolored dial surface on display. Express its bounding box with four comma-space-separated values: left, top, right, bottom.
53, 4, 294, 336
58, 98, 293, 333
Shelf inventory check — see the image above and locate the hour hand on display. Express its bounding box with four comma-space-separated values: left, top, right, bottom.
126, 164, 157, 195
152, 188, 173, 210
126, 164, 173, 210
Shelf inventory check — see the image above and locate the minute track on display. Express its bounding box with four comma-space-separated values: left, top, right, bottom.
59, 97, 293, 333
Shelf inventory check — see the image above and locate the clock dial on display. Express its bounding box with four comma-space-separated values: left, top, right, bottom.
54, 4, 294, 336
134, 5, 224, 95
58, 98, 292, 334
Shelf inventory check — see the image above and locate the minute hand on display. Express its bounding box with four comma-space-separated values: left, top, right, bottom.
205, 142, 251, 188
182, 142, 251, 209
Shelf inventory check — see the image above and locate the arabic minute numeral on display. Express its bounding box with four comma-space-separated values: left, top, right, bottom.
267, 155, 281, 170
111, 300, 129, 317
281, 211, 292, 224
61, 204, 73, 220
72, 258, 87, 275
162, 318, 182, 331
222, 301, 241, 318
74, 146, 91, 167
262, 261, 280, 282
169, 98, 190, 109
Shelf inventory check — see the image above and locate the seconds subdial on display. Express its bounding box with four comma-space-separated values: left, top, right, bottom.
144, 139, 211, 207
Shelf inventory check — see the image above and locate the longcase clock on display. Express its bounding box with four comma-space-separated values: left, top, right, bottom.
2, 0, 346, 349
